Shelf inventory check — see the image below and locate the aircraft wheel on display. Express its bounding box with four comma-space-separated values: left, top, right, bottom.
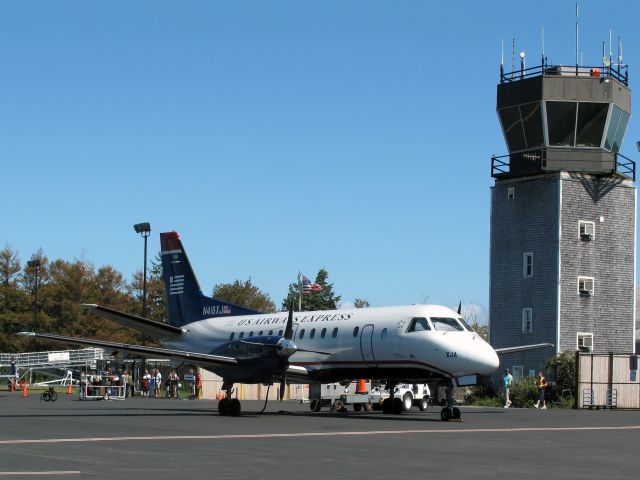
353, 403, 363, 412
229, 398, 241, 417
418, 397, 429, 411
309, 399, 322, 412
452, 407, 461, 420
392, 398, 404, 415
50, 392, 58, 402
371, 402, 382, 411
440, 407, 451, 421
218, 398, 229, 416
402, 393, 413, 411
382, 398, 393, 414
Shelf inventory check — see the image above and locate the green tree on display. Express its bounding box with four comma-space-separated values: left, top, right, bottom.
281, 269, 341, 311
212, 278, 276, 313
546, 350, 576, 397
354, 298, 370, 309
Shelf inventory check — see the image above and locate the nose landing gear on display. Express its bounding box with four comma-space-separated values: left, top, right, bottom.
440, 378, 462, 422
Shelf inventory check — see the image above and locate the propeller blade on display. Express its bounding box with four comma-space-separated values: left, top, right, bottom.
279, 374, 287, 401
296, 347, 332, 356
284, 302, 294, 340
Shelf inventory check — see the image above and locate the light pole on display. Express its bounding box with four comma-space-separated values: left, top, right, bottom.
26, 258, 41, 331
133, 223, 151, 318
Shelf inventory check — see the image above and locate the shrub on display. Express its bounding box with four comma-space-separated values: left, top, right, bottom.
510, 376, 538, 408
546, 351, 576, 398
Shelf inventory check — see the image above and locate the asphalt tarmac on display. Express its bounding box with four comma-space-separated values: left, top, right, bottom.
0, 391, 638, 479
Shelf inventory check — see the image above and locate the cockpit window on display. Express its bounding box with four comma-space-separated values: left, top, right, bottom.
457, 317, 475, 332
431, 317, 464, 332
407, 317, 431, 333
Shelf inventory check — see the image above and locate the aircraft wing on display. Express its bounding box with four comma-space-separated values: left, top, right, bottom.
17, 332, 237, 368
81, 304, 184, 338
494, 343, 554, 354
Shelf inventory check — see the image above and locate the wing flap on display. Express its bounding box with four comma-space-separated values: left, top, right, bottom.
17, 332, 237, 367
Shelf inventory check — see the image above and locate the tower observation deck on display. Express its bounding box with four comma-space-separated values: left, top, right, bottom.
489, 54, 637, 380
492, 62, 634, 180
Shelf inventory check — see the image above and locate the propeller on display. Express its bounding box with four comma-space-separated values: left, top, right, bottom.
238, 302, 330, 401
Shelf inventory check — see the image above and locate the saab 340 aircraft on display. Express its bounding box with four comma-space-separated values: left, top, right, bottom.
20, 231, 546, 421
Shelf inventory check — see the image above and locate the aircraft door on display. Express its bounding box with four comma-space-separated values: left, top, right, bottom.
360, 324, 376, 367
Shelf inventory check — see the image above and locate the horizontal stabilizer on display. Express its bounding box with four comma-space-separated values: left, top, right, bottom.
494, 343, 554, 354
17, 332, 237, 368
81, 304, 184, 338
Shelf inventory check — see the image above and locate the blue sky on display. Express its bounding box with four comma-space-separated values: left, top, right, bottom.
1, 1, 638, 321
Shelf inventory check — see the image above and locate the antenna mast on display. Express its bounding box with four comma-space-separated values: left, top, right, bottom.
575, 2, 579, 67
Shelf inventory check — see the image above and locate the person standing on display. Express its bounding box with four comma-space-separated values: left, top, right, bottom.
534, 371, 547, 409
154, 369, 162, 398
142, 369, 151, 397
503, 369, 513, 408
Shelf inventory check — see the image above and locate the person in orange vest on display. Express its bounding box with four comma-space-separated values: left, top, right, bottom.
534, 371, 547, 409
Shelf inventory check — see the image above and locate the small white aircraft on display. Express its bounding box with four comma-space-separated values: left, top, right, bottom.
20, 232, 547, 421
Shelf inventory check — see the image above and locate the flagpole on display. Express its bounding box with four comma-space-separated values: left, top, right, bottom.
298, 271, 302, 311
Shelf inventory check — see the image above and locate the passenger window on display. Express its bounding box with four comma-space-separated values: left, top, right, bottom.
268, 330, 273, 336
310, 329, 316, 339
407, 317, 431, 333
278, 330, 283, 336
230, 332, 235, 341
332, 327, 338, 338
321, 328, 327, 338
431, 317, 464, 332
249, 331, 254, 337
258, 331, 263, 336
381, 328, 387, 340
353, 326, 359, 337
299, 329, 305, 339
239, 332, 244, 339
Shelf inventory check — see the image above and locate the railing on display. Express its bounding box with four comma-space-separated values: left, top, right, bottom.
500, 62, 629, 86
0, 348, 105, 369
491, 151, 636, 181
616, 153, 636, 181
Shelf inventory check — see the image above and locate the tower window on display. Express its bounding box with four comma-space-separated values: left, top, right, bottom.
508, 187, 515, 199
578, 276, 595, 296
523, 252, 533, 278
512, 366, 524, 380
577, 332, 594, 351
522, 308, 532, 334
579, 220, 595, 240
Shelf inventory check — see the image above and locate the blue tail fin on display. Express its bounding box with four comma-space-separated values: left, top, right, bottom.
160, 231, 261, 327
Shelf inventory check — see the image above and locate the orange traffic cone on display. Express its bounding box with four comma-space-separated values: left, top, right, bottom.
67, 383, 73, 395
22, 383, 28, 398
356, 379, 367, 394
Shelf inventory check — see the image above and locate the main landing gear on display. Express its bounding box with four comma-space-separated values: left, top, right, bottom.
218, 381, 241, 417
440, 378, 461, 422
381, 382, 404, 415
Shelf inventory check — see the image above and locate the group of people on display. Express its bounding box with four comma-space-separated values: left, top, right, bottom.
503, 369, 547, 409
141, 369, 184, 398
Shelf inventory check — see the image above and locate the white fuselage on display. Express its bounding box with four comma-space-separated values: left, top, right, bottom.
165, 304, 499, 382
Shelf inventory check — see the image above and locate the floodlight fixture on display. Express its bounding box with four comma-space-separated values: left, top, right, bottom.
133, 222, 151, 236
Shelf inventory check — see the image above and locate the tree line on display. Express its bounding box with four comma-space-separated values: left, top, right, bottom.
0, 244, 352, 352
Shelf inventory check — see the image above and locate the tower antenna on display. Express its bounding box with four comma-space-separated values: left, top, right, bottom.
575, 2, 579, 67
511, 38, 516, 78
541, 27, 545, 65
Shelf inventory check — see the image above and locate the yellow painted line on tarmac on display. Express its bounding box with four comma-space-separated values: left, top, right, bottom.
0, 425, 639, 445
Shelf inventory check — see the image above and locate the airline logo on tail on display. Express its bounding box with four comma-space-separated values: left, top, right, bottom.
169, 275, 185, 295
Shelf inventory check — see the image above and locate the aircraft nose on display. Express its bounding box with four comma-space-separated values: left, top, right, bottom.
470, 340, 500, 375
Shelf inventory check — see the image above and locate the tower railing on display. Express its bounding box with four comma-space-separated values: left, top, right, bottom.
500, 63, 628, 86
491, 151, 636, 181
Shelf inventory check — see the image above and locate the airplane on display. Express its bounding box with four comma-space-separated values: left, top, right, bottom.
19, 231, 549, 421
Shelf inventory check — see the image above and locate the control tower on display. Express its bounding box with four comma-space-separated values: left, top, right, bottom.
489, 58, 636, 379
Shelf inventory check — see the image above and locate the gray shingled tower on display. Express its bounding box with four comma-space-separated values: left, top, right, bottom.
489, 59, 636, 380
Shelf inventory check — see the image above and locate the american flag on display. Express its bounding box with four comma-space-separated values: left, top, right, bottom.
301, 274, 322, 294
223, 305, 231, 314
